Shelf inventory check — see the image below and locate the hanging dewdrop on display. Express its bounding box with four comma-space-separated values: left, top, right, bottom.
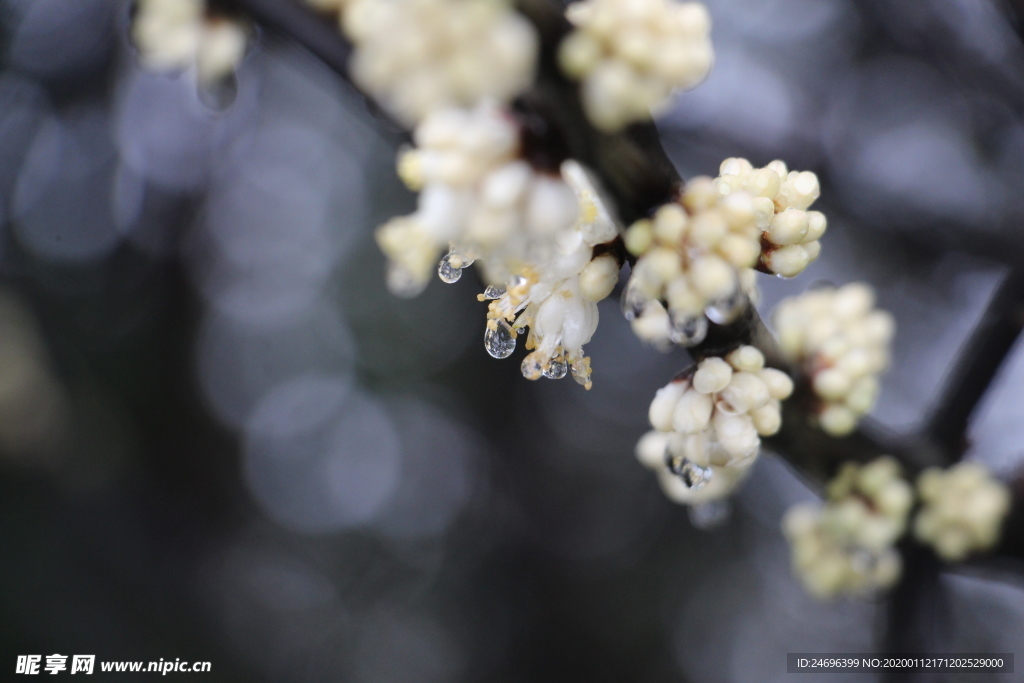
773, 283, 894, 437
558, 0, 714, 131
635, 345, 794, 503
132, 0, 249, 87
914, 462, 1012, 562
783, 457, 913, 599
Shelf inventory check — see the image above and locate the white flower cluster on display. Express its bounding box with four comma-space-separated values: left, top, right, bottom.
774, 283, 894, 437
478, 163, 621, 389
914, 462, 1011, 562
132, 0, 248, 85
375, 103, 621, 387
635, 346, 793, 503
339, 0, 538, 126
783, 457, 913, 599
558, 0, 713, 131
376, 102, 584, 295
623, 157, 820, 348
715, 158, 824, 277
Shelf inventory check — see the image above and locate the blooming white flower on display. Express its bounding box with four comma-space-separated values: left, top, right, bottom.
783, 457, 913, 599
376, 102, 580, 295
914, 462, 1011, 562
132, 0, 248, 85
340, 0, 538, 126
773, 282, 894, 437
636, 345, 793, 502
376, 103, 622, 386
558, 0, 713, 131
477, 163, 621, 389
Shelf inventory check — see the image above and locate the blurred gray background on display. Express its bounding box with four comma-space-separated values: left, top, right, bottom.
1, 0, 1024, 680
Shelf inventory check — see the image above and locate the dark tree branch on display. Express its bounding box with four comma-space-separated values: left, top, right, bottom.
924, 267, 1024, 462
881, 545, 950, 683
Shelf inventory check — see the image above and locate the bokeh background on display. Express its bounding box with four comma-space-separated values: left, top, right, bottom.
2, 0, 1024, 680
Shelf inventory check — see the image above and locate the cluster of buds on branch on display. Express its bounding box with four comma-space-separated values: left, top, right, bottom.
128, 0, 1023, 608
774, 283, 894, 437
783, 457, 1012, 599
558, 0, 713, 131
783, 458, 912, 599
636, 346, 793, 501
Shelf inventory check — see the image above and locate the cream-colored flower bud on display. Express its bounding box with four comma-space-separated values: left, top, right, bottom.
625, 219, 654, 256
750, 400, 782, 436
813, 368, 851, 401
719, 157, 754, 177
649, 380, 686, 431
819, 404, 856, 436
726, 345, 765, 372
672, 388, 714, 434
720, 371, 770, 413
845, 376, 879, 414
579, 254, 620, 301
688, 210, 728, 249
759, 368, 794, 400
716, 233, 760, 268
752, 196, 776, 228
765, 244, 810, 277
690, 255, 736, 300
778, 170, 820, 210
692, 356, 732, 394
767, 208, 810, 245
665, 276, 704, 315
805, 210, 827, 241
653, 203, 688, 244
645, 247, 683, 283
635, 429, 670, 469
713, 411, 759, 461
631, 302, 671, 344
558, 31, 601, 78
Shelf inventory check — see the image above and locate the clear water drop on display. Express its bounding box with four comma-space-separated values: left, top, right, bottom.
484, 320, 516, 359
438, 252, 463, 284
543, 355, 568, 379
665, 450, 712, 490
705, 289, 746, 325
483, 284, 506, 300
620, 279, 648, 320
521, 354, 543, 379
668, 310, 708, 346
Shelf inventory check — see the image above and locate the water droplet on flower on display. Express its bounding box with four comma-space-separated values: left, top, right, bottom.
521, 355, 543, 379
666, 450, 712, 490
543, 355, 568, 379
483, 284, 506, 299
438, 252, 463, 284
620, 280, 648, 320
569, 357, 592, 388
514, 327, 526, 336
668, 310, 708, 346
705, 290, 747, 325
484, 320, 516, 359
